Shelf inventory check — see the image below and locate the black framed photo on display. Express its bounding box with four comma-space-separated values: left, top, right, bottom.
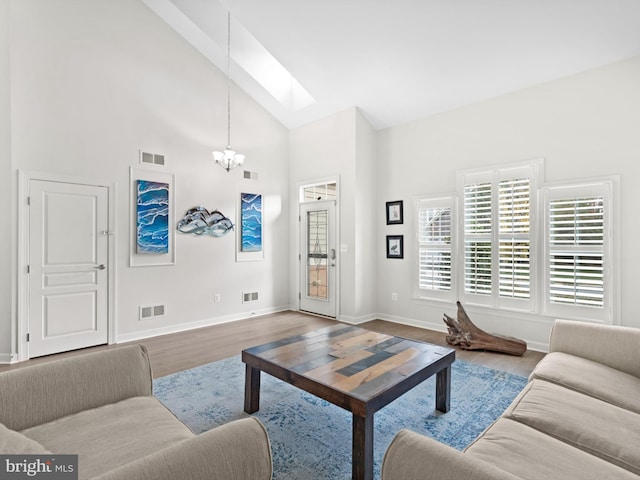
386, 200, 403, 225
386, 235, 404, 259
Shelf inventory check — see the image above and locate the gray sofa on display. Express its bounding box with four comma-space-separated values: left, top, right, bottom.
0, 344, 272, 480
382, 319, 640, 480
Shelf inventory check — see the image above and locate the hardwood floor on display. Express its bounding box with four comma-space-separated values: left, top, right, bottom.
0, 311, 545, 378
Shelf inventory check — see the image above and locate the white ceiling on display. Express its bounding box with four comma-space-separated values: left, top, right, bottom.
145, 0, 640, 130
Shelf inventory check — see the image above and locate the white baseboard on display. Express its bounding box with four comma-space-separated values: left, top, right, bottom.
0, 352, 18, 364
339, 312, 378, 325
375, 312, 450, 334
115, 305, 291, 344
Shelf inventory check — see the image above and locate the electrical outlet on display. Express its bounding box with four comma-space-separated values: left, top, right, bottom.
214, 293, 221, 303
392, 292, 398, 301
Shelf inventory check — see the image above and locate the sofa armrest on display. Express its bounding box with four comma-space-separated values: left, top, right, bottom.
549, 320, 640, 377
92, 418, 272, 480
0, 345, 152, 431
382, 430, 521, 480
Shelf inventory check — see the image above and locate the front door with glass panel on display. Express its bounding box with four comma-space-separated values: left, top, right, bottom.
300, 201, 337, 317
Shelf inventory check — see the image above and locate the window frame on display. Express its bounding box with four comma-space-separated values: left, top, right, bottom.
457, 160, 541, 312
413, 160, 618, 325
413, 195, 456, 302
541, 178, 619, 324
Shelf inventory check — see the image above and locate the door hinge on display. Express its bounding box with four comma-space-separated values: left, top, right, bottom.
26, 333, 30, 342
27, 196, 31, 206
298, 292, 301, 300
299, 254, 301, 261
26, 265, 30, 274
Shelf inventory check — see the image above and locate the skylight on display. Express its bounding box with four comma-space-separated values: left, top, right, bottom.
142, 0, 315, 111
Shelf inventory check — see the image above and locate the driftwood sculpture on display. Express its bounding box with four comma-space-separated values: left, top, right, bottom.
443, 301, 527, 356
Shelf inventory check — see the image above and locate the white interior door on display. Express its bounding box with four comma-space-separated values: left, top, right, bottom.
300, 201, 337, 317
28, 180, 109, 358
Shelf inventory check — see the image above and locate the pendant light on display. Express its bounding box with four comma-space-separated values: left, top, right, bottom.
213, 11, 245, 172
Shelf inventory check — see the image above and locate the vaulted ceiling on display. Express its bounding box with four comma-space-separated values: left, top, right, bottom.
144, 0, 640, 130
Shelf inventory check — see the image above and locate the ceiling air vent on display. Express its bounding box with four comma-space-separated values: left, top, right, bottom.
140, 150, 166, 166
243, 170, 258, 180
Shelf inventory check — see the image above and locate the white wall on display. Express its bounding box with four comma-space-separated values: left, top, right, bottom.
376, 56, 640, 350
289, 107, 377, 322
353, 110, 377, 318
3, 0, 290, 359
4, 1, 639, 360
0, 0, 12, 361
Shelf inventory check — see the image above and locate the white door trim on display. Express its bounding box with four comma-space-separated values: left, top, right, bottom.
17, 171, 117, 361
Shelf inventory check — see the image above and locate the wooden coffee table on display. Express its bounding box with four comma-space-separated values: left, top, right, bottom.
242, 324, 455, 480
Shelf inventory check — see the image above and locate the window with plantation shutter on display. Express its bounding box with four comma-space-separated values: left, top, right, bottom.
414, 160, 616, 324
459, 162, 537, 310
543, 180, 615, 323
415, 197, 454, 300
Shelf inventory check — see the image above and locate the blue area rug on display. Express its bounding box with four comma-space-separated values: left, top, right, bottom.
154, 355, 527, 480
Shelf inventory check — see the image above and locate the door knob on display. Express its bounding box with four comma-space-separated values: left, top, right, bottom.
94, 264, 106, 270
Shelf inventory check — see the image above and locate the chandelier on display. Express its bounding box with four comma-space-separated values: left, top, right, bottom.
213, 11, 245, 172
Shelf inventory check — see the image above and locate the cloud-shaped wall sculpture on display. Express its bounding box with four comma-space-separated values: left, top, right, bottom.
177, 206, 234, 237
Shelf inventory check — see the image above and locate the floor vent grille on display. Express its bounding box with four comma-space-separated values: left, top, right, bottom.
140, 304, 166, 320
243, 292, 259, 303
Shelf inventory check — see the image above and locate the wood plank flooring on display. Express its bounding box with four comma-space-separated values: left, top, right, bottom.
0, 311, 545, 378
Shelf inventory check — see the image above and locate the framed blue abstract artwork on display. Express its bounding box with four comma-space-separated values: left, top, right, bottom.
136, 180, 169, 254
241, 193, 262, 252
237, 191, 264, 262
130, 167, 175, 267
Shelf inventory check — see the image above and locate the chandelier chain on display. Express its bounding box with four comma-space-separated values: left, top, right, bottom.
212, 9, 245, 172
226, 10, 231, 148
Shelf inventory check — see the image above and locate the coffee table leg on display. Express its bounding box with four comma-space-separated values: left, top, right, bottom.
352, 413, 374, 480
435, 364, 451, 413
244, 364, 261, 414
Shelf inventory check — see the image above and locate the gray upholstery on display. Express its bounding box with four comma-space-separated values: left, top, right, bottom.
530, 351, 640, 414
382, 320, 640, 479
0, 423, 50, 454
465, 418, 638, 480
93, 418, 272, 480
0, 345, 273, 480
503, 379, 640, 475
0, 345, 152, 431
381, 429, 522, 480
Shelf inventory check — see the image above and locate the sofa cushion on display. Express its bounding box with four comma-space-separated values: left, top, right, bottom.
0, 423, 50, 454
22, 397, 193, 479
465, 418, 639, 480
531, 351, 640, 414
503, 379, 640, 475
0, 345, 153, 431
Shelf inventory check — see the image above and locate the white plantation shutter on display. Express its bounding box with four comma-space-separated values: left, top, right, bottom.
549, 197, 604, 307
415, 197, 454, 300
498, 178, 530, 299
464, 183, 492, 295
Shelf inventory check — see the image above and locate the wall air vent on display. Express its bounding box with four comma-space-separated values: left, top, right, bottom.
242, 291, 259, 303
139, 304, 166, 320
140, 150, 166, 166
243, 170, 258, 180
